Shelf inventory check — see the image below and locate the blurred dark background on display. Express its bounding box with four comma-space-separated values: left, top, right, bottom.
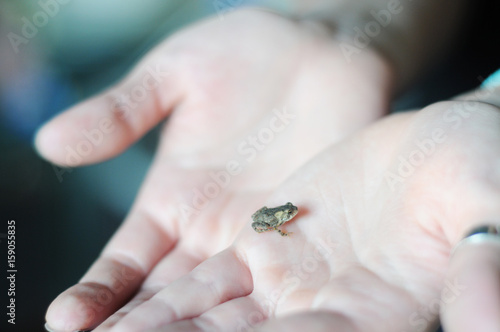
0, 0, 498, 331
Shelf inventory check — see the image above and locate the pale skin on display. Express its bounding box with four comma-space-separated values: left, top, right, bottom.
103, 96, 500, 332
100, 96, 500, 332
38, 9, 393, 331
42, 89, 500, 331
33, 6, 500, 332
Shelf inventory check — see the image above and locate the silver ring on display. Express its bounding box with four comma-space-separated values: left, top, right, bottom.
452, 225, 500, 255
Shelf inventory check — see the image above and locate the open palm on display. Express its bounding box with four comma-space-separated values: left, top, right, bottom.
99, 99, 500, 332
38, 9, 393, 331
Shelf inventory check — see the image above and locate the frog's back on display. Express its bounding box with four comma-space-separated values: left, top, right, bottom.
251, 206, 268, 220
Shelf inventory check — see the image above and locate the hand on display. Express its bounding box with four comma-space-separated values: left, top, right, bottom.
92, 91, 500, 331
37, 9, 393, 331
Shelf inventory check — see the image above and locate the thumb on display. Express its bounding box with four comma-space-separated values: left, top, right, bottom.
34, 59, 178, 167
440, 69, 500, 331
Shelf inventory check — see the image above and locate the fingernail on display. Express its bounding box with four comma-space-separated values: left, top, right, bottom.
44, 322, 91, 332
481, 68, 500, 89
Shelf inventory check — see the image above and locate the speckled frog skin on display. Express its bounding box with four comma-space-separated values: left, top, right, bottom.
251, 202, 298, 236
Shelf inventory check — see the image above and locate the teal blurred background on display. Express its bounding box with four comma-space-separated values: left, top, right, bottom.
0, 1, 213, 330
0, 0, 498, 331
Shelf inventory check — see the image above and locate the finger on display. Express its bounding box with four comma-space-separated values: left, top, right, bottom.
96, 245, 205, 330
35, 56, 178, 166
148, 296, 265, 332
441, 237, 500, 332
160, 300, 359, 332
109, 248, 253, 331
96, 289, 157, 331
257, 311, 358, 332
143, 242, 207, 285
46, 209, 177, 332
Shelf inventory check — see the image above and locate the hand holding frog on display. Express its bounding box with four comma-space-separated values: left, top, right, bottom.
37, 9, 393, 331
97, 92, 500, 332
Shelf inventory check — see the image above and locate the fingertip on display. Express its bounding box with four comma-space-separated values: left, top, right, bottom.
45, 289, 97, 332
33, 119, 64, 164
32, 97, 129, 167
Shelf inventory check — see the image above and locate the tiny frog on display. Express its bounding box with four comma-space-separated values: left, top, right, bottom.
251, 202, 298, 237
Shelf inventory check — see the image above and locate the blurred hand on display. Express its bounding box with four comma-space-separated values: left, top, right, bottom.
37, 9, 393, 331
91, 92, 500, 332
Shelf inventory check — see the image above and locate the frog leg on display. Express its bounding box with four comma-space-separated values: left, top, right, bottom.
274, 227, 292, 237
